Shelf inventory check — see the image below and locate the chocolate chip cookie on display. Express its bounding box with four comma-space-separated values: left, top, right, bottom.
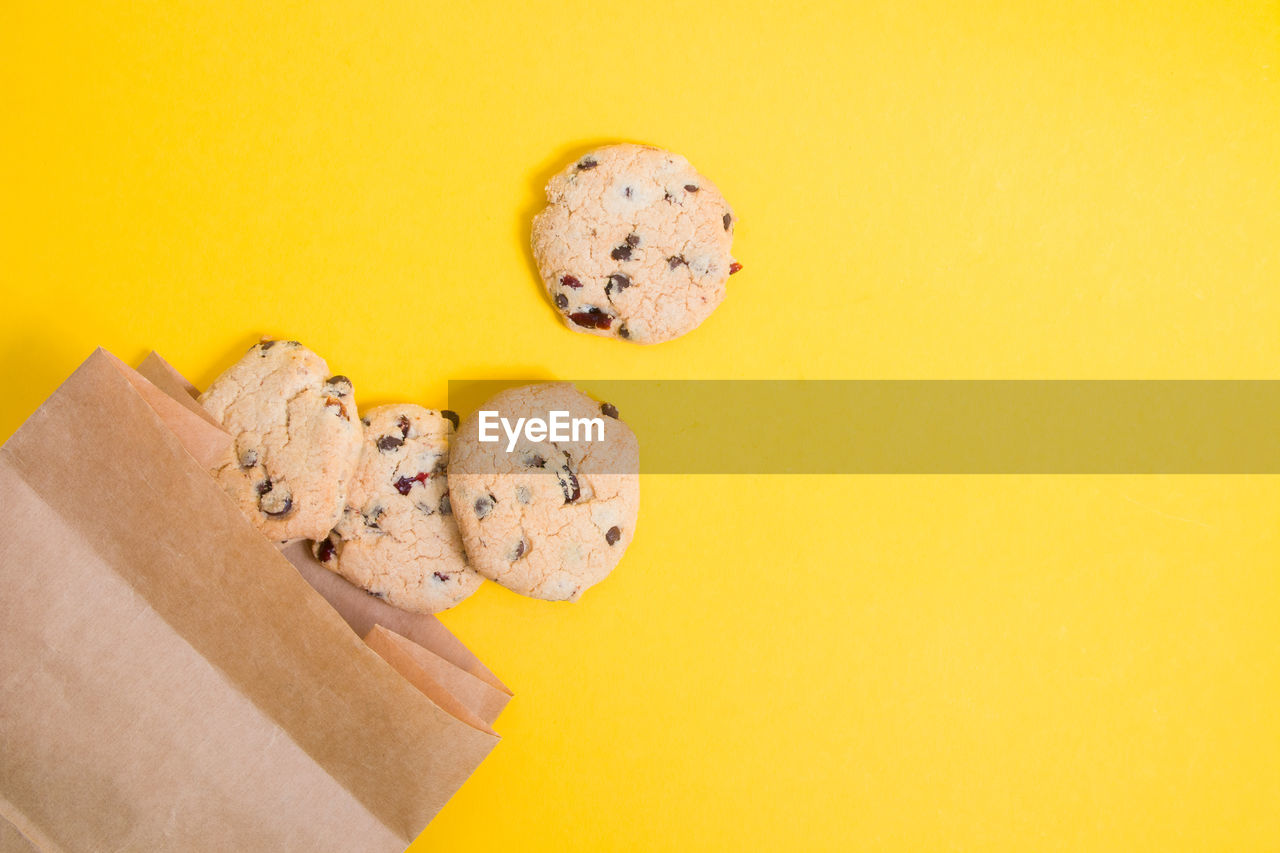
531, 143, 740, 344
312, 404, 482, 614
448, 383, 640, 601
199, 339, 362, 540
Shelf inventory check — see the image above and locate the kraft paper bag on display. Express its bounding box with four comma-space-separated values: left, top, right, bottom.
132, 351, 512, 727
0, 349, 504, 852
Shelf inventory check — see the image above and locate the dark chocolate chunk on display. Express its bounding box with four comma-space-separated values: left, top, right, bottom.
439, 493, 452, 515
577, 157, 597, 171
668, 255, 686, 269
605, 273, 630, 296
441, 410, 459, 429
555, 293, 569, 309
618, 324, 631, 339
260, 492, 293, 518
611, 243, 632, 261
398, 415, 411, 437
259, 339, 276, 352
601, 402, 619, 419
625, 233, 640, 246
605, 526, 621, 545
684, 184, 699, 192
723, 213, 732, 230
508, 539, 526, 561
520, 451, 546, 468
377, 434, 404, 452
474, 495, 495, 519
325, 375, 353, 395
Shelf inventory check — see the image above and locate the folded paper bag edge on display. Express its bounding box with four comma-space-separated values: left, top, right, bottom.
1, 349, 498, 844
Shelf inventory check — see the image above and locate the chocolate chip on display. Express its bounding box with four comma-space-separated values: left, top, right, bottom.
569, 308, 613, 330
515, 485, 532, 504
684, 184, 699, 192
605, 273, 630, 295
394, 472, 429, 495
508, 539, 526, 561
433, 572, 450, 582
257, 479, 273, 496
325, 375, 353, 395
284, 341, 302, 347
474, 495, 495, 519
554, 457, 580, 504
624, 186, 633, 198
260, 491, 293, 518
555, 293, 569, 309
577, 157, 597, 171
377, 434, 405, 452
723, 213, 732, 230
611, 243, 632, 261
239, 448, 258, 469
398, 415, 411, 437
442, 410, 459, 429
259, 340, 276, 352
625, 233, 640, 246
618, 324, 630, 339
663, 191, 675, 203
605, 526, 621, 545
361, 416, 371, 426
368, 589, 387, 600
520, 451, 546, 468
315, 536, 337, 562
560, 274, 582, 289
668, 255, 686, 269
439, 493, 452, 515
601, 402, 619, 419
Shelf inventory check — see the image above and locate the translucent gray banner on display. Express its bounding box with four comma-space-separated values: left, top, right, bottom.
446, 381, 1280, 474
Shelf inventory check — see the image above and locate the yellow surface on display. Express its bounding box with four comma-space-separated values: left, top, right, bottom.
2, 1, 1278, 849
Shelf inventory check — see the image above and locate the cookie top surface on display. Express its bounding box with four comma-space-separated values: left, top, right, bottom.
313, 404, 482, 614
531, 143, 738, 345
199, 339, 362, 541
448, 383, 640, 602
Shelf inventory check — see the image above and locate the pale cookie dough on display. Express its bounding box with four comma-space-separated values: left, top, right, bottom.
312, 404, 482, 614
531, 143, 740, 344
449, 383, 640, 601
199, 339, 362, 541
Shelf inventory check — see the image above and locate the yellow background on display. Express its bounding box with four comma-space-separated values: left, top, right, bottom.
2, 1, 1278, 849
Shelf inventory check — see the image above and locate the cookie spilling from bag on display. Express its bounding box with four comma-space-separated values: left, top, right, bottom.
448, 383, 640, 602
531, 143, 740, 345
201, 339, 640, 612
312, 404, 484, 614
199, 339, 363, 541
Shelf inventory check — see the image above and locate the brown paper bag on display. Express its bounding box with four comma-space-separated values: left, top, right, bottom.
0, 349, 504, 852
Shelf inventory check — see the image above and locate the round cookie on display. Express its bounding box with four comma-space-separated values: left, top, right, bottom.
312, 405, 482, 614
531, 143, 739, 345
199, 339, 362, 541
448, 383, 640, 601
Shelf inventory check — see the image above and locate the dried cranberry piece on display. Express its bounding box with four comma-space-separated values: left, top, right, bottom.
316, 537, 337, 562
569, 308, 613, 330
433, 571, 450, 582
324, 396, 349, 419
729, 262, 743, 275
560, 274, 582, 289
394, 472, 430, 495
